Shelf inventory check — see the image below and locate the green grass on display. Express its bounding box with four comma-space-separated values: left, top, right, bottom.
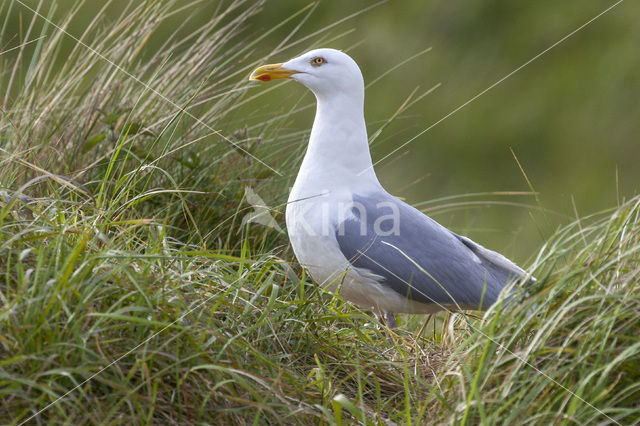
1, 1, 638, 424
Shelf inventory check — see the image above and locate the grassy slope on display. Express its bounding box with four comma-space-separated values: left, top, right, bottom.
1, 1, 638, 424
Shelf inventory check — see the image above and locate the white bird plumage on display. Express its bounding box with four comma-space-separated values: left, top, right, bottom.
250, 48, 532, 327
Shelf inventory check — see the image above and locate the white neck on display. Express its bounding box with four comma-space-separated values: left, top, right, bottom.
292, 91, 380, 198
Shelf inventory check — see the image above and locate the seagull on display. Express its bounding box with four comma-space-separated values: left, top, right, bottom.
250, 48, 532, 328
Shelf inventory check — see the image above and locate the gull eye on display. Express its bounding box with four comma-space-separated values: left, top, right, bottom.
311, 56, 326, 66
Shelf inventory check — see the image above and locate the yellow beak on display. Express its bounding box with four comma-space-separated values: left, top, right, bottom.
249, 63, 300, 82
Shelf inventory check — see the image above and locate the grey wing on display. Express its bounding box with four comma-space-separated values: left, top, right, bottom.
335, 193, 528, 310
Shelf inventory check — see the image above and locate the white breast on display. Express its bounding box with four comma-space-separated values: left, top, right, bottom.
285, 186, 441, 314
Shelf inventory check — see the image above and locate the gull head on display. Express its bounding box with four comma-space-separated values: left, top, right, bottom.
250, 48, 364, 100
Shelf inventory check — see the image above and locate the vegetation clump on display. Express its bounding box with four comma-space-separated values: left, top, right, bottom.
1, 1, 638, 424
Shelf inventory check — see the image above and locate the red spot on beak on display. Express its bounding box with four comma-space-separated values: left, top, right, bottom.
257, 74, 271, 82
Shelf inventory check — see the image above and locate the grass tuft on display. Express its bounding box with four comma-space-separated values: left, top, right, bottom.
430, 197, 640, 425
1, 1, 638, 424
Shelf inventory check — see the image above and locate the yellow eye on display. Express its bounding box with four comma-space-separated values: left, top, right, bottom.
311, 57, 326, 66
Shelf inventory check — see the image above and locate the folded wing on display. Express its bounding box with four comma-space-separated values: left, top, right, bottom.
335, 192, 530, 310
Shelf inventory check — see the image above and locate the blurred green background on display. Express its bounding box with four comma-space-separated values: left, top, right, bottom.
249, 0, 640, 264
4, 0, 639, 264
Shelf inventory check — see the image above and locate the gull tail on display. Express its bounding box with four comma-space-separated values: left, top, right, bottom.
453, 233, 536, 287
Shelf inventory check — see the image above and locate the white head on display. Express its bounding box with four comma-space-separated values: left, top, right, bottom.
250, 48, 364, 102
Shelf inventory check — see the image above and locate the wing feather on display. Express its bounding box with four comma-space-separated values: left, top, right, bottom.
335, 192, 530, 310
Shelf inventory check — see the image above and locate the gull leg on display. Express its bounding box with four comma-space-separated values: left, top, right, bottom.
373, 310, 397, 342
383, 311, 397, 329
